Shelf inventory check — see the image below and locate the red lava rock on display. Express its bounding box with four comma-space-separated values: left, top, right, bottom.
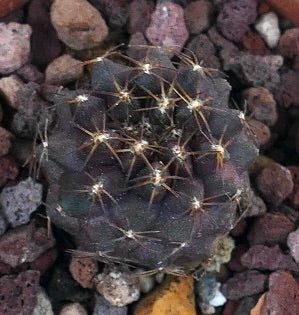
275, 70, 299, 108
187, 34, 220, 69
256, 162, 294, 205
266, 0, 299, 27
287, 166, 299, 208
0, 222, 56, 268
241, 244, 299, 272
227, 244, 249, 272
184, 0, 213, 35
221, 50, 283, 91
287, 228, 299, 263
30, 247, 58, 275
260, 271, 299, 314
0, 127, 13, 157
145, 2, 189, 51
0, 260, 11, 275
27, 0, 61, 70
208, 26, 238, 53
128, 0, 154, 34
241, 31, 271, 55
247, 212, 295, 246
242, 87, 278, 126
51, 0, 108, 51
0, 270, 40, 315
247, 119, 271, 146
45, 54, 84, 85
221, 270, 267, 300
278, 28, 299, 59
0, 156, 19, 187
0, 0, 29, 18
69, 256, 98, 289
127, 32, 148, 60
258, 2, 271, 14
0, 22, 32, 74
16, 63, 44, 83
217, 0, 258, 42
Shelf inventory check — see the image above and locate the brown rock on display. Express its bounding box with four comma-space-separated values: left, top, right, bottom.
287, 166, 299, 207
222, 270, 267, 300
0, 75, 25, 108
247, 212, 295, 246
242, 87, 278, 126
0, 156, 19, 187
247, 119, 271, 146
69, 256, 98, 289
266, 0, 299, 26
45, 54, 83, 85
51, 0, 108, 50
184, 0, 212, 35
0, 22, 32, 74
252, 271, 299, 314
278, 28, 299, 59
145, 2, 189, 51
256, 162, 294, 205
128, 0, 154, 35
134, 276, 196, 315
16, 64, 44, 83
0, 0, 29, 18
0, 221, 55, 268
241, 244, 299, 271
0, 127, 13, 156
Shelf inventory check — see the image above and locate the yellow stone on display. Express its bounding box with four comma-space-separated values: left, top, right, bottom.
134, 276, 196, 315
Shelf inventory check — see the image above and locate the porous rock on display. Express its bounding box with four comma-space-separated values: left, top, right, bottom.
0, 221, 55, 268
145, 1, 189, 50
0, 22, 31, 74
0, 177, 43, 227
94, 266, 140, 307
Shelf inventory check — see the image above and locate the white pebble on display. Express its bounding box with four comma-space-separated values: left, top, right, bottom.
209, 283, 227, 307
255, 12, 281, 48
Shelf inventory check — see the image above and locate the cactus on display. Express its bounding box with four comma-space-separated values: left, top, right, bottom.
40, 46, 258, 276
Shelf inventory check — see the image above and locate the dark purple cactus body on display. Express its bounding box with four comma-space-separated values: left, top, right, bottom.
41, 47, 258, 275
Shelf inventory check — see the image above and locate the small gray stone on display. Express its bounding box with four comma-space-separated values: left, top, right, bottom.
0, 177, 42, 227
0, 22, 32, 74
287, 228, 299, 263
32, 289, 54, 315
255, 12, 281, 49
93, 294, 127, 315
94, 266, 140, 307
60, 303, 87, 315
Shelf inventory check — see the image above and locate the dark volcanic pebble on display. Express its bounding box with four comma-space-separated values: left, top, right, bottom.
0, 270, 40, 315
217, 0, 257, 42
247, 212, 295, 246
221, 270, 267, 300
256, 162, 293, 205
